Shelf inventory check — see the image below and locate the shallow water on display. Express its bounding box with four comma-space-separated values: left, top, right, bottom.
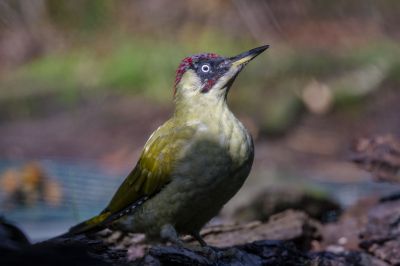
0, 159, 124, 242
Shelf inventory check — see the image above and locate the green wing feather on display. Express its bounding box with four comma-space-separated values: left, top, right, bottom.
68, 120, 196, 235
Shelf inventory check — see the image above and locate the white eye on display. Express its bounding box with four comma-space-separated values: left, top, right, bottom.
201, 64, 210, 73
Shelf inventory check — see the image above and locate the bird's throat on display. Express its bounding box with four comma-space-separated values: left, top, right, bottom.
173, 94, 228, 124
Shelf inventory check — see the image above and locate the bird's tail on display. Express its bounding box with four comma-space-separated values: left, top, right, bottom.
67, 211, 111, 236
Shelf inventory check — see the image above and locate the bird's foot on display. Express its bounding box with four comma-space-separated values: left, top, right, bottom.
159, 225, 240, 260
159, 225, 220, 259
186, 231, 219, 259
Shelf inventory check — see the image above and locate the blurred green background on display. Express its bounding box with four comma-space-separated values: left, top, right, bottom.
0, 0, 399, 241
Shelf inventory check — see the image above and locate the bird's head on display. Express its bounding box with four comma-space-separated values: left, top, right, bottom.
173, 45, 269, 107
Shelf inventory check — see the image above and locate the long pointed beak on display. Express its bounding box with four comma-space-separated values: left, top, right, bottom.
230, 45, 270, 67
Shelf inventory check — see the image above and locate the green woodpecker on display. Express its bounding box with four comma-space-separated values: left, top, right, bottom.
68, 45, 269, 246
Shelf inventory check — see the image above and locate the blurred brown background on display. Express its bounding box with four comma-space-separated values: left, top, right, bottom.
0, 0, 399, 241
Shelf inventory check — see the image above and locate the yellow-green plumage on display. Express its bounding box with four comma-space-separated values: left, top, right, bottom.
68, 45, 269, 245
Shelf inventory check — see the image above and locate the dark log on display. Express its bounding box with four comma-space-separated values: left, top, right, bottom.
359, 196, 400, 265
0, 208, 392, 266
